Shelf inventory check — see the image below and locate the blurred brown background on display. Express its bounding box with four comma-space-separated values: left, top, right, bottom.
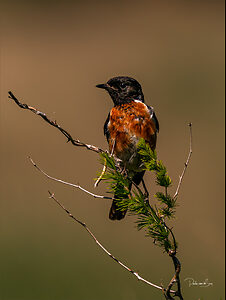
0, 0, 225, 299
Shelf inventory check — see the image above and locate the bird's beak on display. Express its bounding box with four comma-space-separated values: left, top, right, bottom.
96, 83, 109, 90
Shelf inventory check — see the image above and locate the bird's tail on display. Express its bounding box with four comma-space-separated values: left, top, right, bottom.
109, 200, 127, 220
109, 171, 145, 221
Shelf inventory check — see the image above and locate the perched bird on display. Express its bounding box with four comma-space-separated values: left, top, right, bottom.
96, 76, 159, 220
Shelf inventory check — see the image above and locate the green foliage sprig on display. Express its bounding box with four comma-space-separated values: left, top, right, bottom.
98, 139, 177, 253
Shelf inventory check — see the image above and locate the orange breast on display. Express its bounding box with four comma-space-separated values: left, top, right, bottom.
108, 101, 157, 157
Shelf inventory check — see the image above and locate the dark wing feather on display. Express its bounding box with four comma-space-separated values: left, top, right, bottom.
104, 113, 110, 142
147, 105, 159, 132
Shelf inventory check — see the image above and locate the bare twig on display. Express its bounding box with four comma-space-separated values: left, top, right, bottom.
28, 157, 148, 204
173, 123, 193, 199
47, 191, 174, 293
94, 158, 107, 188
28, 157, 114, 201
8, 91, 104, 154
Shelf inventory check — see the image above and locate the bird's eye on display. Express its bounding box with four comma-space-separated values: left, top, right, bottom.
120, 82, 127, 89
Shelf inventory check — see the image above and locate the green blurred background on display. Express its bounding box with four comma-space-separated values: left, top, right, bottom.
0, 0, 225, 299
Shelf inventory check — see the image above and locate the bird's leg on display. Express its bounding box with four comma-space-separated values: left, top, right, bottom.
122, 165, 127, 175
110, 139, 116, 156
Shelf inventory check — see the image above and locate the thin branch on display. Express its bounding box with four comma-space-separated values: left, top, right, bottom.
173, 122, 193, 199
28, 155, 177, 294
94, 158, 107, 188
165, 254, 183, 300
8, 91, 104, 155
28, 157, 114, 201
47, 191, 174, 293
164, 223, 177, 254
28, 157, 143, 203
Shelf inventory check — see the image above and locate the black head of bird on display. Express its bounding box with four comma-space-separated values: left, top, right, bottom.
96, 76, 144, 105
